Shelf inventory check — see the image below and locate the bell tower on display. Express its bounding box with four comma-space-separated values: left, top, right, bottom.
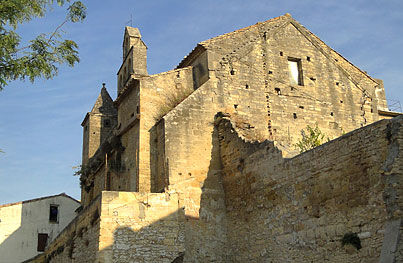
81, 84, 117, 165
117, 26, 148, 95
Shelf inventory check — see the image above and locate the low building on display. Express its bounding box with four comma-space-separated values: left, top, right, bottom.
0, 193, 80, 263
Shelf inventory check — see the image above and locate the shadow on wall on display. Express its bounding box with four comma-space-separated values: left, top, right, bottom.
96, 209, 186, 263
0, 203, 57, 263
96, 123, 230, 262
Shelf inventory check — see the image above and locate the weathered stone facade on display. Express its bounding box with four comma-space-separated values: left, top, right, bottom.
27, 14, 402, 262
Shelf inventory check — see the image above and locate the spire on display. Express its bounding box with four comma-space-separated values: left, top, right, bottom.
91, 83, 117, 115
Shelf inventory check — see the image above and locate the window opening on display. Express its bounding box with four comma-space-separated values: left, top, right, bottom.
288, 58, 303, 86
37, 233, 48, 252
49, 205, 59, 223
104, 119, 110, 127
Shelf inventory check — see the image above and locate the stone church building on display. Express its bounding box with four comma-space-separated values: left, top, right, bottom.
27, 14, 402, 262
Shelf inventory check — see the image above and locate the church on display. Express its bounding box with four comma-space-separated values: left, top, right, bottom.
27, 14, 402, 263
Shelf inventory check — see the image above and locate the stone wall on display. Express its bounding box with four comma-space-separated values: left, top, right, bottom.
98, 191, 185, 263
26, 195, 101, 263
216, 114, 402, 262
26, 192, 185, 263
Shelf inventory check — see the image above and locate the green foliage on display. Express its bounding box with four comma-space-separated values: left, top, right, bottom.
0, 0, 86, 89
295, 124, 325, 153
341, 232, 362, 250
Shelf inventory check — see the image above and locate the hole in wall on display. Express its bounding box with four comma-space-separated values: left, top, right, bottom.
280, 51, 283, 56
310, 77, 316, 81
245, 84, 249, 89
336, 82, 339, 86
340, 100, 343, 103
290, 87, 295, 91
293, 113, 297, 119
307, 56, 311, 61
299, 106, 304, 109
330, 112, 334, 116
275, 88, 281, 95
234, 104, 238, 109
230, 69, 235, 75
268, 70, 273, 74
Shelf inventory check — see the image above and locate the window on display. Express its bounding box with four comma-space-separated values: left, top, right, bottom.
37, 233, 48, 252
104, 119, 110, 127
49, 205, 59, 223
288, 58, 303, 86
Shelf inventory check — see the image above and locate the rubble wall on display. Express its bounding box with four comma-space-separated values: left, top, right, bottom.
217, 115, 402, 262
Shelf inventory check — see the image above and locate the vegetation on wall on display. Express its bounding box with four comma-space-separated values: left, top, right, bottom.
295, 124, 326, 153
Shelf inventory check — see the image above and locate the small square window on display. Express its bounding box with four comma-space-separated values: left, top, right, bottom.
49, 205, 59, 223
288, 58, 303, 86
37, 233, 48, 252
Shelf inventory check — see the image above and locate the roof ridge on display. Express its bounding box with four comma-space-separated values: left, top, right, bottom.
0, 193, 80, 208
199, 13, 290, 46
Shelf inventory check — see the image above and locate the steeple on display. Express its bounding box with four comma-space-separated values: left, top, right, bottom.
117, 26, 148, 95
81, 84, 117, 165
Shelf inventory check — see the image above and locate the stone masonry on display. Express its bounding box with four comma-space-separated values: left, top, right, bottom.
26, 14, 402, 262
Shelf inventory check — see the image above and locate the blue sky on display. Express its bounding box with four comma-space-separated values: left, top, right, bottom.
0, 0, 402, 204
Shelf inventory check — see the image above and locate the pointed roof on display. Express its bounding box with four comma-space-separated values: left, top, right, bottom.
81, 84, 117, 126
177, 13, 377, 87
90, 83, 116, 114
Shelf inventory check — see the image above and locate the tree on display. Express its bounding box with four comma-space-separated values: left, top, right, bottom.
0, 0, 86, 89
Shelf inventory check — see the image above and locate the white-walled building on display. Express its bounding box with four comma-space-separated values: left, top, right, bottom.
0, 193, 80, 263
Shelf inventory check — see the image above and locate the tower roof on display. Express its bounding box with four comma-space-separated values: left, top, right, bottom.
81, 84, 117, 126
91, 83, 116, 114
125, 26, 141, 38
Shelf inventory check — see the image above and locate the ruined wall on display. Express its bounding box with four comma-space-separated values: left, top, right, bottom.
217, 115, 402, 262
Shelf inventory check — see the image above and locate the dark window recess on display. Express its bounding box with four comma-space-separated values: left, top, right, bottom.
49, 205, 59, 223
104, 119, 110, 127
37, 233, 48, 252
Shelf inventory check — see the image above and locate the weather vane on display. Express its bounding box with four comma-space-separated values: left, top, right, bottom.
125, 14, 133, 27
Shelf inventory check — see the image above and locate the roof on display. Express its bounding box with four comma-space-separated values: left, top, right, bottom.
177, 13, 377, 86
82, 84, 117, 126
0, 193, 80, 209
